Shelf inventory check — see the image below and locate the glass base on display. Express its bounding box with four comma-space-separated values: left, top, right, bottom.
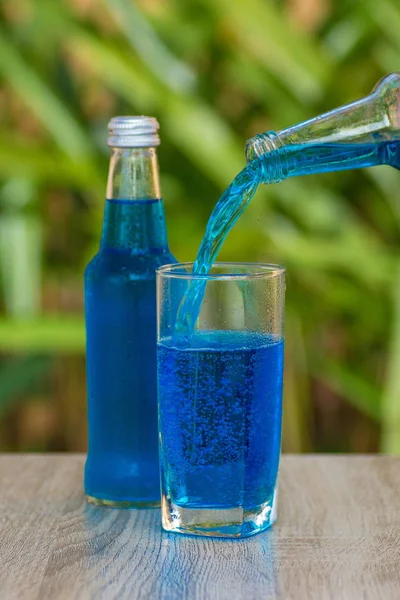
86, 495, 160, 509
161, 490, 278, 538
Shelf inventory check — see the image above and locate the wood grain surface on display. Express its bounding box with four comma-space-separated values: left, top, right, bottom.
0, 455, 399, 600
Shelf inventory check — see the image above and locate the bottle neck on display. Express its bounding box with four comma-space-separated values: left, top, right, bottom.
106, 147, 161, 200
247, 128, 399, 184
246, 75, 400, 182
101, 146, 169, 252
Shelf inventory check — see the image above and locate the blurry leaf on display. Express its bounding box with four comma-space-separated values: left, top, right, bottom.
273, 178, 360, 234
365, 166, 400, 227
0, 318, 85, 352
366, 0, 400, 49
200, 0, 332, 102
324, 15, 373, 60
0, 210, 42, 318
381, 266, 400, 453
225, 55, 307, 126
0, 356, 52, 416
105, 0, 196, 93
161, 99, 244, 185
269, 228, 395, 288
0, 31, 93, 160
68, 32, 244, 185
1, 179, 35, 211
315, 359, 381, 422
0, 139, 103, 193
68, 30, 159, 111
374, 43, 400, 78
283, 310, 312, 452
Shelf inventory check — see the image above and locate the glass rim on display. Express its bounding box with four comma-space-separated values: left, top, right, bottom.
157, 261, 285, 281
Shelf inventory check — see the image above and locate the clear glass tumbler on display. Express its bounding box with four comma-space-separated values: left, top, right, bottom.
157, 262, 285, 538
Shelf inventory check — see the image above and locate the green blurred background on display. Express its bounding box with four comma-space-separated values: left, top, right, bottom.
1, 0, 400, 453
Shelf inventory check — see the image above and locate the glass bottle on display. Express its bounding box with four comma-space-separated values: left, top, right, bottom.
84, 116, 176, 507
246, 73, 400, 182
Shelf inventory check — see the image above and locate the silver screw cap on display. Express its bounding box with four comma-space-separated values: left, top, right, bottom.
107, 116, 160, 147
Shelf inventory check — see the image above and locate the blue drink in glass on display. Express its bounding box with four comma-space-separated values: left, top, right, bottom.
157, 263, 285, 537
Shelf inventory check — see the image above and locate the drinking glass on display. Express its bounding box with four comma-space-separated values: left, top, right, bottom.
157, 262, 285, 538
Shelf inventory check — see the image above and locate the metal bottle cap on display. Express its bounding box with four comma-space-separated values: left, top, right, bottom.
107, 116, 160, 147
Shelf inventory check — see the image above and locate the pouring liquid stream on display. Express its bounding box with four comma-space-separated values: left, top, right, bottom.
174, 138, 400, 337
174, 161, 261, 339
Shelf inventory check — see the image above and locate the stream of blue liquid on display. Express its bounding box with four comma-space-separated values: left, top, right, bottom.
176, 139, 400, 334
175, 160, 261, 335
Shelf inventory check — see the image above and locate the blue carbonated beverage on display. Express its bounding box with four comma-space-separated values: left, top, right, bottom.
85, 117, 176, 507
158, 330, 284, 524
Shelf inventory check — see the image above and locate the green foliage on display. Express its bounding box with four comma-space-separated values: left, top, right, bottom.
0, 356, 52, 415
0, 317, 85, 352
0, 0, 399, 452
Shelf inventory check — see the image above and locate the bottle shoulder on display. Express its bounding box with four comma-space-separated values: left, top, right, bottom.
85, 248, 177, 281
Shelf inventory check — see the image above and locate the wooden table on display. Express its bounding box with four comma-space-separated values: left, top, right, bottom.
1, 455, 400, 600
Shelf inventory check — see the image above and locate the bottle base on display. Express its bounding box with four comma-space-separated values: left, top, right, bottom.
86, 495, 160, 509
161, 490, 278, 538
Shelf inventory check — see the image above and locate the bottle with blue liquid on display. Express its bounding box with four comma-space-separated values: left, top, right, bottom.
84, 116, 176, 507
246, 73, 400, 180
